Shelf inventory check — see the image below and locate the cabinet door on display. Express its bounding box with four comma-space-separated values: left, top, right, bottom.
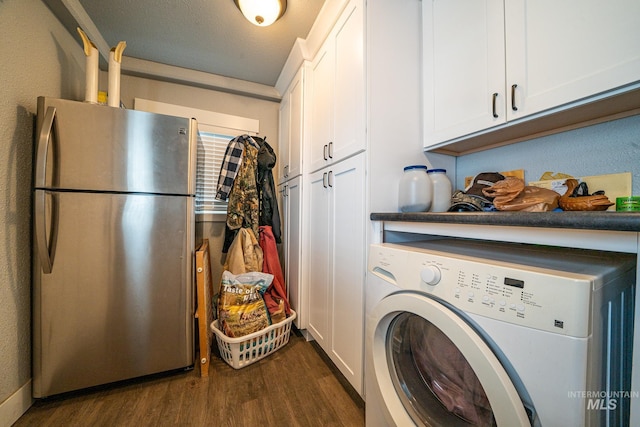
310, 43, 335, 173
332, 0, 365, 163
284, 177, 305, 329
307, 168, 331, 348
278, 92, 291, 182
505, 0, 640, 120
278, 182, 288, 266
330, 154, 365, 395
423, 0, 506, 148
288, 68, 304, 179
310, 0, 365, 172
278, 183, 289, 295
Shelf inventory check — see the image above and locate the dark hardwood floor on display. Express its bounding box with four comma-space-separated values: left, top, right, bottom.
15, 329, 365, 426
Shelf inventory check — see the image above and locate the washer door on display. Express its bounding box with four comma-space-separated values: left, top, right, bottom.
369, 292, 531, 427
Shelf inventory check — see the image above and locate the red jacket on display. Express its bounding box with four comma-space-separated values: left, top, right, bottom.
259, 226, 291, 319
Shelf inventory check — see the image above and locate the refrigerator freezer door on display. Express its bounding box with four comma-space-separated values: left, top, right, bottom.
35, 97, 196, 195
32, 191, 194, 397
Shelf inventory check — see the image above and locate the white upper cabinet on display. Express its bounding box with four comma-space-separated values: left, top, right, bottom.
278, 65, 306, 182
332, 0, 365, 164
423, 0, 506, 146
505, 0, 640, 121
311, 45, 334, 172
310, 0, 365, 172
423, 0, 640, 150
278, 89, 291, 182
288, 67, 304, 179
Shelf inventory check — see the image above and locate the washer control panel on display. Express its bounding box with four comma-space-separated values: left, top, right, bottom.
369, 243, 598, 338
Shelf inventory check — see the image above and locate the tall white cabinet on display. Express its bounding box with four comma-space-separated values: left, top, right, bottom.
280, 0, 434, 397
306, 0, 366, 395
278, 177, 304, 329
307, 154, 365, 394
279, 0, 366, 396
423, 0, 640, 148
278, 64, 309, 330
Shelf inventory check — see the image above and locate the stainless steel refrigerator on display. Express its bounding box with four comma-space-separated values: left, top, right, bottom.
32, 97, 196, 398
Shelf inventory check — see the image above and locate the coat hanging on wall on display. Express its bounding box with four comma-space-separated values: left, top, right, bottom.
216, 134, 281, 253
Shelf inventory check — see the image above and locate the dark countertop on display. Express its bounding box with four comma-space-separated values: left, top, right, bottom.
370, 211, 640, 232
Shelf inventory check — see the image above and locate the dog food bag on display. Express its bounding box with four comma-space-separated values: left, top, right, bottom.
218, 271, 273, 338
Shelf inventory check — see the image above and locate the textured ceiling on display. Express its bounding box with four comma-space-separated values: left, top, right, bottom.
44, 0, 325, 87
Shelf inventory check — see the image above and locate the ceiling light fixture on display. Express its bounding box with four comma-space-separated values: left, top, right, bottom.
234, 0, 287, 27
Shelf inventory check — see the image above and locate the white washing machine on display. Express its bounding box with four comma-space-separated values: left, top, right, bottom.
365, 239, 636, 427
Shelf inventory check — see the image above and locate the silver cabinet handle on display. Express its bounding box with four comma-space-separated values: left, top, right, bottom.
511, 84, 518, 111
323, 172, 328, 188
328, 141, 333, 159
36, 106, 56, 188
492, 93, 499, 118
323, 144, 328, 161
35, 189, 53, 274
328, 170, 334, 187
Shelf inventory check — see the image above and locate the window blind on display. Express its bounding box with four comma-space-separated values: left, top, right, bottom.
196, 131, 233, 213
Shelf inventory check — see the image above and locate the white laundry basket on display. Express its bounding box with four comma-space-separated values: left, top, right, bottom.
211, 310, 296, 369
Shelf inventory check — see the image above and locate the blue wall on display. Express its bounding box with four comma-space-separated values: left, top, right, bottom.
455, 115, 640, 195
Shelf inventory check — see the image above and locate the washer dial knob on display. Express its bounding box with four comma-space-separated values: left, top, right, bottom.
420, 266, 442, 285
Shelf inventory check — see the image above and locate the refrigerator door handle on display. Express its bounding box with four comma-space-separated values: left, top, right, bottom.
34, 189, 53, 274
35, 106, 56, 189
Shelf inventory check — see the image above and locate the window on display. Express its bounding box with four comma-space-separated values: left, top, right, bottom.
196, 128, 233, 213
133, 98, 259, 217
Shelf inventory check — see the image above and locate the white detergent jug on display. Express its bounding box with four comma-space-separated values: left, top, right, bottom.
428, 169, 452, 212
399, 165, 432, 212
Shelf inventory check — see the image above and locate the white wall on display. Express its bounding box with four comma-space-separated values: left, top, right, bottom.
367, 0, 422, 213
0, 0, 85, 424
367, 0, 455, 215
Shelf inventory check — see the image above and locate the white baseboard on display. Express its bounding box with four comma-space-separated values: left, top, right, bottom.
0, 380, 33, 427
